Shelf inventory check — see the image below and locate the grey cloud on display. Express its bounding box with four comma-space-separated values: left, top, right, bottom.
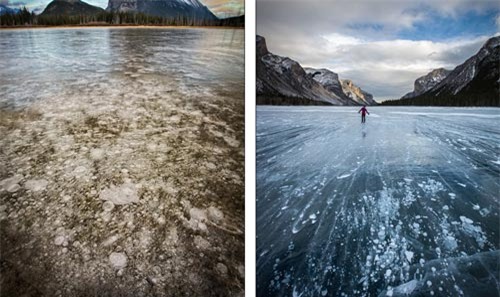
261, 35, 492, 100
431, 38, 488, 65
257, 0, 497, 100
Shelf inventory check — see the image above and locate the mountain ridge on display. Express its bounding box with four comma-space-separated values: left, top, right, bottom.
106, 0, 217, 20
0, 4, 20, 15
402, 68, 451, 99
383, 36, 499, 106
256, 35, 376, 106
41, 0, 104, 16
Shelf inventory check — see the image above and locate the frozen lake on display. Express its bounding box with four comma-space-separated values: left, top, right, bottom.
0, 28, 244, 296
256, 106, 500, 297
0, 27, 244, 108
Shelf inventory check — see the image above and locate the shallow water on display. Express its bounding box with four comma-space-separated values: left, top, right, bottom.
256, 106, 500, 297
0, 27, 244, 109
0, 28, 244, 296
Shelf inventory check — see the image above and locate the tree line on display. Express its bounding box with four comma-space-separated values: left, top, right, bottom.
0, 8, 244, 27
381, 92, 500, 107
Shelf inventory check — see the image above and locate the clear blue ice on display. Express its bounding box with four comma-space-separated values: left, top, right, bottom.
257, 106, 500, 297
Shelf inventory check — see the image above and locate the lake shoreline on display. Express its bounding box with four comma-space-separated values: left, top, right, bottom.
0, 24, 244, 30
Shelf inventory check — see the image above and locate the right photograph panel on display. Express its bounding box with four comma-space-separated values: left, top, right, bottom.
255, 1, 500, 296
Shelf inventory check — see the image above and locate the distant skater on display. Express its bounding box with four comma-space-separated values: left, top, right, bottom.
358, 105, 370, 123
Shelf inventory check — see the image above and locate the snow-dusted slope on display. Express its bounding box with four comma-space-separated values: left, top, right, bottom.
106, 0, 217, 19
257, 35, 345, 105
257, 35, 375, 105
432, 36, 499, 96
41, 0, 104, 16
402, 68, 451, 99
394, 36, 499, 105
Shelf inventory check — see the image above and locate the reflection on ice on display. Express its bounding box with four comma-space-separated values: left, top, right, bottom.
257, 106, 499, 297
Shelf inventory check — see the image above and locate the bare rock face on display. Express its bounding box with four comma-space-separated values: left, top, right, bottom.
256, 35, 345, 105
256, 35, 269, 57
402, 68, 451, 99
397, 36, 499, 105
430, 36, 499, 97
257, 35, 377, 105
305, 68, 377, 105
106, 0, 137, 12
340, 79, 377, 106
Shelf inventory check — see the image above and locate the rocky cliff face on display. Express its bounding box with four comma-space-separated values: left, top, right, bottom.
257, 35, 376, 105
304, 68, 357, 105
41, 0, 104, 16
430, 36, 499, 97
256, 35, 345, 105
340, 79, 377, 106
402, 68, 451, 99
387, 36, 499, 106
106, 0, 217, 20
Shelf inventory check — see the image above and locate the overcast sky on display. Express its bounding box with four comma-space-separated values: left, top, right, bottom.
257, 0, 499, 101
1, 0, 244, 18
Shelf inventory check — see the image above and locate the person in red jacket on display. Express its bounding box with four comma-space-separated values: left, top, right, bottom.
358, 105, 370, 123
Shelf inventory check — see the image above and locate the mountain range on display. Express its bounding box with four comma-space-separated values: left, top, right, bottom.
401, 68, 451, 99
385, 36, 499, 106
256, 35, 376, 106
106, 0, 216, 19
0, 4, 20, 15
41, 0, 104, 16
39, 0, 217, 19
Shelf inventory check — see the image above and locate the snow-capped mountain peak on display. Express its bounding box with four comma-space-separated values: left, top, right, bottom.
178, 0, 201, 8
257, 35, 376, 106
106, 0, 216, 19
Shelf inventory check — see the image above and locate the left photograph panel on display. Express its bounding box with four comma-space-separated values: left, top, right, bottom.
0, 0, 245, 295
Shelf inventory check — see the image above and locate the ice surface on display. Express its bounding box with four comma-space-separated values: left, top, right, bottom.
0, 175, 23, 193
99, 182, 139, 205
109, 252, 127, 270
25, 179, 49, 192
257, 106, 499, 297
0, 28, 244, 296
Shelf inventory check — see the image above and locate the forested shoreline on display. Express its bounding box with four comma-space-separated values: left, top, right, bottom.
0, 8, 244, 27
